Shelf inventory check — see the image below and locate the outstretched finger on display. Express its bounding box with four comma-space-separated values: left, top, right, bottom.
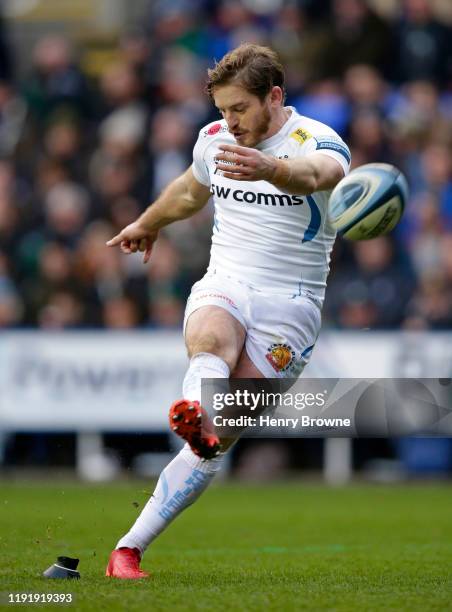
106, 233, 123, 247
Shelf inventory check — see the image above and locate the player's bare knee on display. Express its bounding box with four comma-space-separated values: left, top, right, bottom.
187, 333, 238, 370
187, 331, 220, 356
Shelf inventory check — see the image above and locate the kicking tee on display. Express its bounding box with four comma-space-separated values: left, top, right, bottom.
191, 107, 350, 303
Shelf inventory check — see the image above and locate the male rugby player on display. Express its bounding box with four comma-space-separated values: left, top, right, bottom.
105, 44, 350, 578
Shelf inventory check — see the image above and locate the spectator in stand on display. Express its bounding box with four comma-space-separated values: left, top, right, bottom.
42, 181, 90, 248
73, 220, 126, 325
145, 235, 190, 328
118, 28, 154, 102
348, 107, 391, 164
37, 290, 84, 329
102, 295, 141, 328
41, 116, 86, 183
157, 47, 211, 128
0, 251, 22, 327
0, 81, 28, 157
343, 64, 388, 113
21, 241, 76, 325
324, 236, 417, 329
99, 60, 148, 125
310, 0, 392, 81
268, 2, 306, 96
203, 1, 264, 63
403, 272, 452, 330
108, 196, 142, 234
405, 192, 445, 278
391, 0, 452, 86
22, 35, 91, 128
148, 107, 192, 199
0, 160, 25, 260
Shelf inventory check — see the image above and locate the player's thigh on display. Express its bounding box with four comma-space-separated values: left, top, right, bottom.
185, 305, 246, 371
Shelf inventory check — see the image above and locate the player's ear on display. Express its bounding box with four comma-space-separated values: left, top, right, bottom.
270, 86, 283, 106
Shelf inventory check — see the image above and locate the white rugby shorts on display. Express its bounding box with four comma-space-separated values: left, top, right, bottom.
183, 273, 321, 378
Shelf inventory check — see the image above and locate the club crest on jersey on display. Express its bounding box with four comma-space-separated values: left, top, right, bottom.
290, 128, 312, 144
265, 343, 296, 373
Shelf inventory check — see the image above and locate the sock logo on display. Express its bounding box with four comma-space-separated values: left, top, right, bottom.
158, 470, 208, 520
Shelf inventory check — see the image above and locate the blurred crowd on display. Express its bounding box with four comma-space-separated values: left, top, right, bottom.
0, 0, 451, 331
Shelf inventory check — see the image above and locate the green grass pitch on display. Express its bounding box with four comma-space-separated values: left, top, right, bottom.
0, 480, 451, 611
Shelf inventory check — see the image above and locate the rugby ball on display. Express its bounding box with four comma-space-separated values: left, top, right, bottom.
328, 163, 408, 240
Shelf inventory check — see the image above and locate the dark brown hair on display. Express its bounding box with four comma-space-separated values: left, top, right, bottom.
206, 43, 285, 102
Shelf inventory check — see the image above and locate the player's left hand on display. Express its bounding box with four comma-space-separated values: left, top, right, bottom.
214, 144, 277, 182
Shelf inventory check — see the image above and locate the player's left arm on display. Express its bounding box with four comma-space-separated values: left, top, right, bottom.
215, 145, 345, 194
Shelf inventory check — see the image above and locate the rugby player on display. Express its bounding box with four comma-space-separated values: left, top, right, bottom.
105, 44, 350, 578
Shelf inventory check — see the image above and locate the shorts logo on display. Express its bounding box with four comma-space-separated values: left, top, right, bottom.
290, 128, 312, 144
265, 343, 296, 373
193, 292, 237, 308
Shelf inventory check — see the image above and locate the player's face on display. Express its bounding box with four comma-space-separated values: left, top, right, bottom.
213, 84, 275, 148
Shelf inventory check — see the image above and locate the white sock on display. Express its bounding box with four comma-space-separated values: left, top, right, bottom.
116, 443, 223, 553
116, 352, 230, 554
182, 352, 230, 403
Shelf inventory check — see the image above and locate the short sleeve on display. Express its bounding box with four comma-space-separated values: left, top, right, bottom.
192, 134, 211, 186
304, 134, 351, 176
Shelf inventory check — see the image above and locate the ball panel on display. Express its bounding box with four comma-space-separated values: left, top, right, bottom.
342, 195, 403, 240
338, 179, 404, 235
328, 162, 408, 241
329, 172, 382, 230
394, 171, 409, 212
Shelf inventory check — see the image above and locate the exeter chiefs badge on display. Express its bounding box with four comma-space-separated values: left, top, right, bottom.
265, 343, 296, 373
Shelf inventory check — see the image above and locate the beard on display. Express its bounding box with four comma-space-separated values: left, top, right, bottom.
255, 105, 272, 138
246, 105, 272, 147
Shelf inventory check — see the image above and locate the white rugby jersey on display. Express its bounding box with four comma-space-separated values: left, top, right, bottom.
191, 107, 350, 303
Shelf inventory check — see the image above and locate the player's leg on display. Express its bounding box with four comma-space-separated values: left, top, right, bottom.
181, 303, 246, 411
107, 305, 248, 577
176, 305, 271, 453
171, 304, 250, 454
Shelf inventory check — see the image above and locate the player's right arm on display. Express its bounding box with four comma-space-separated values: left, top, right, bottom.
106, 166, 211, 263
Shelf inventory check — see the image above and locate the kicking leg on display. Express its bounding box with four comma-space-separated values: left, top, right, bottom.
106, 306, 247, 578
